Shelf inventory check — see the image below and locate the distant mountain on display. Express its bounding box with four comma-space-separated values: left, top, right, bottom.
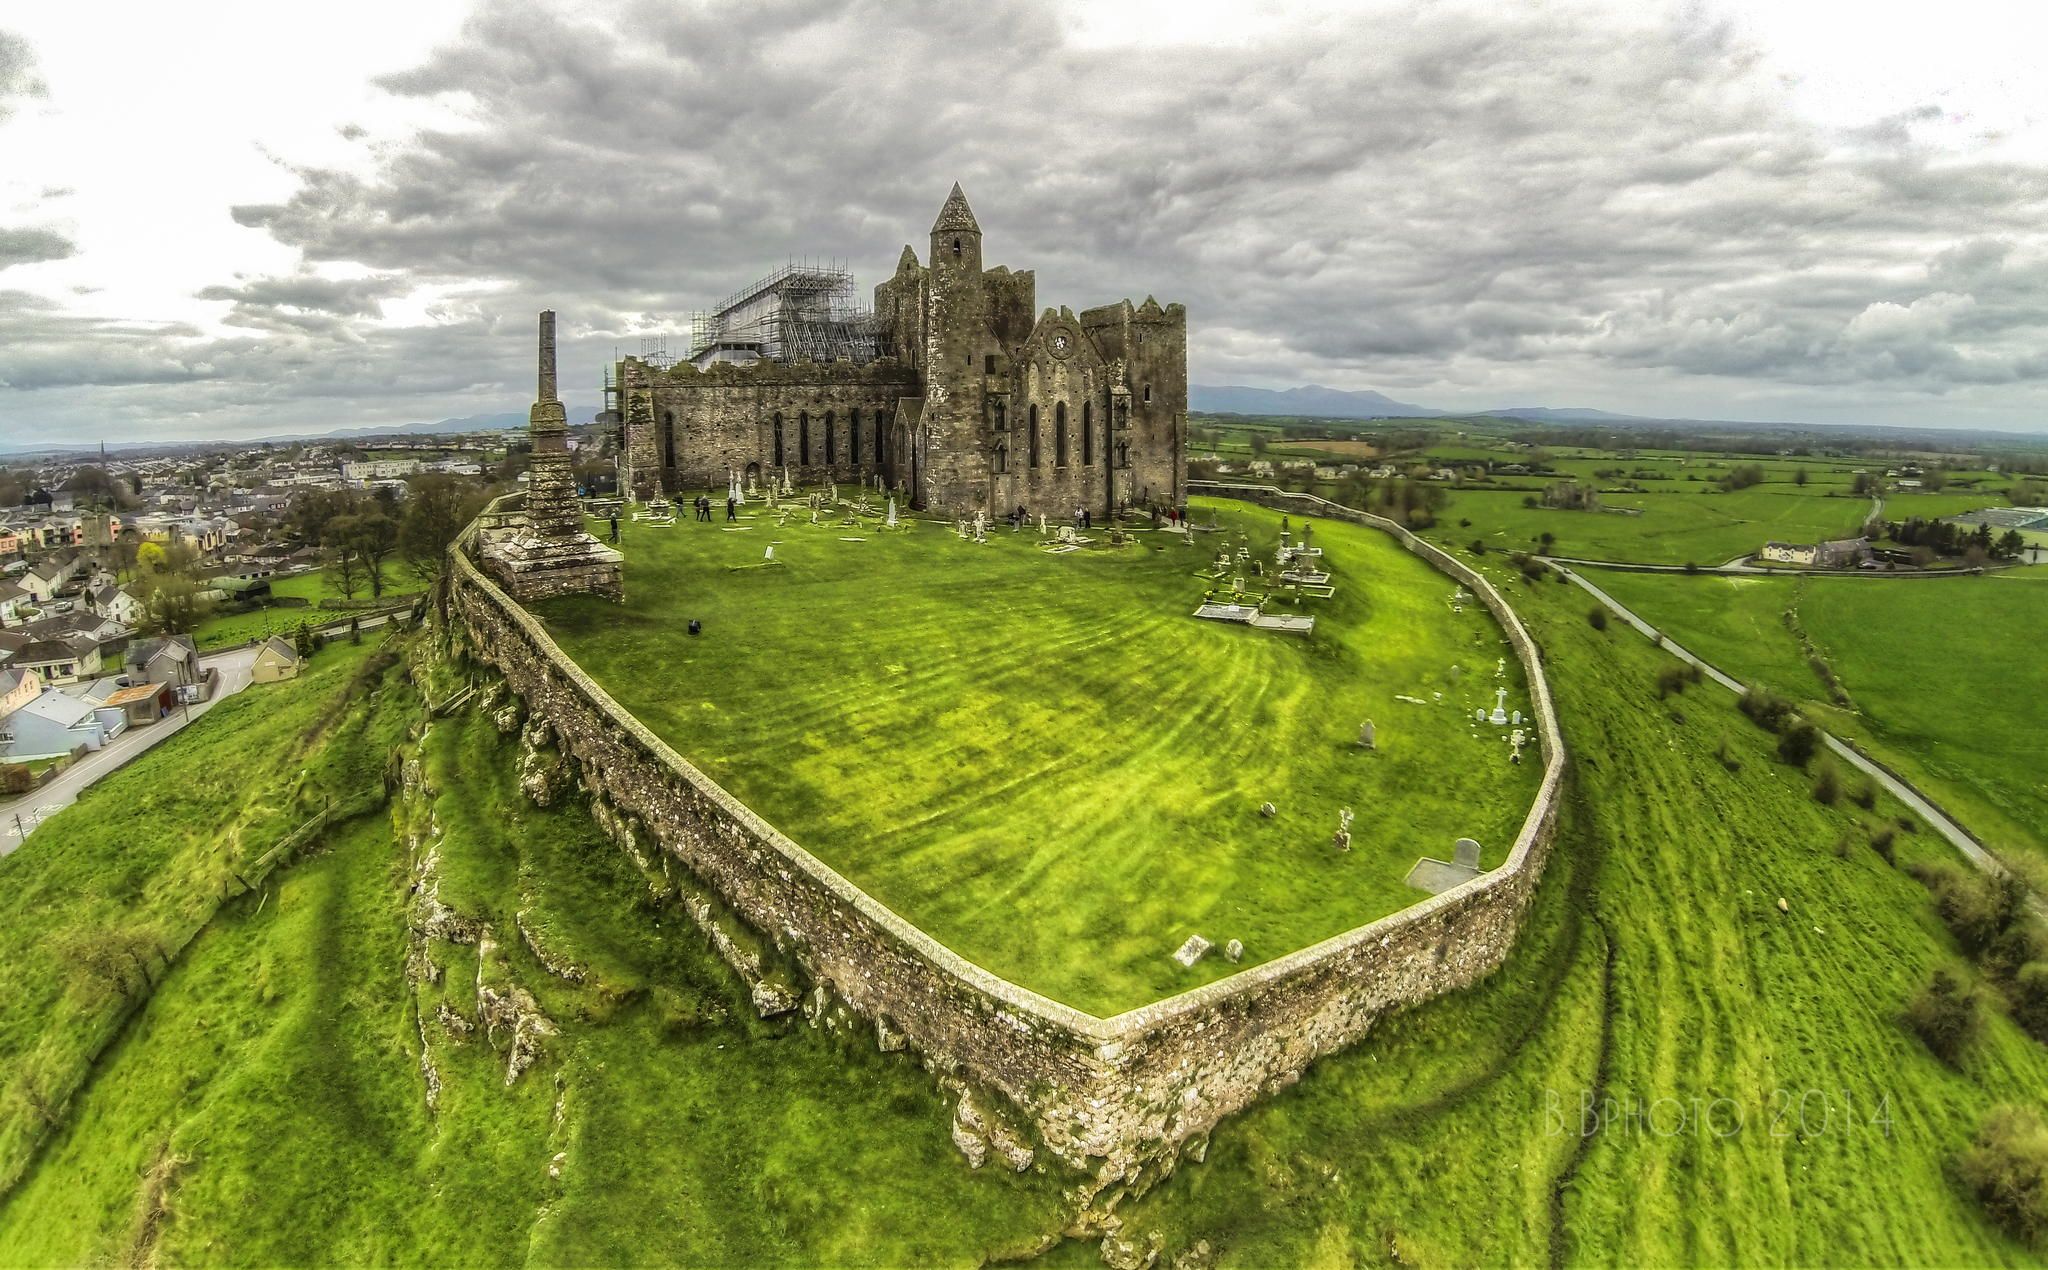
246, 404, 601, 445
1191, 384, 1448, 419
1485, 406, 1654, 424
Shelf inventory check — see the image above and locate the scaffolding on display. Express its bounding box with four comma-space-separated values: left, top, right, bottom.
684, 259, 881, 365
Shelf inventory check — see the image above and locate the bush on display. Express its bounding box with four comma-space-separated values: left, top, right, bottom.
1588, 607, 1608, 631
1850, 775, 1878, 810
1470, 540, 1487, 555
0, 764, 32, 796
2013, 963, 2048, 1043
1869, 825, 1896, 864
1812, 760, 1843, 805
1778, 721, 1822, 768
1715, 738, 1742, 773
1958, 1106, 2048, 1246
1655, 665, 1693, 699
1905, 968, 1980, 1064
1739, 686, 1797, 733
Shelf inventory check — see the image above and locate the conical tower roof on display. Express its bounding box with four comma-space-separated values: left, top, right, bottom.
931, 183, 980, 235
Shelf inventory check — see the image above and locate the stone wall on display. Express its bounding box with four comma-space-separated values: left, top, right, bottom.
447, 487, 1565, 1176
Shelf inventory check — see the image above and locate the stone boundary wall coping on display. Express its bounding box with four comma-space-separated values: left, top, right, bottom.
452, 483, 1564, 1049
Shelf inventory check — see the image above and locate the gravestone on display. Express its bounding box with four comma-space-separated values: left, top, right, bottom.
1172, 934, 1212, 967
1453, 838, 1482, 869
1224, 939, 1244, 964
1258, 801, 1277, 818
1358, 719, 1377, 749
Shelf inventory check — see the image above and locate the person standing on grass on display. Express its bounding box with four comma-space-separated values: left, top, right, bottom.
609, 514, 620, 543
726, 495, 738, 522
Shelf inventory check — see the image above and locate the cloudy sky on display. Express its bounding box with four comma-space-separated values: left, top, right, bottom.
5, 0, 2048, 445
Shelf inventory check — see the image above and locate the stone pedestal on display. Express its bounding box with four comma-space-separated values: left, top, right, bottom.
480, 309, 625, 603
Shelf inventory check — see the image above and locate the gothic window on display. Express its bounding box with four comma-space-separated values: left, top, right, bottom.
994, 442, 1007, 475
849, 408, 861, 464
876, 411, 888, 461
824, 410, 836, 464
773, 413, 785, 467
1117, 441, 1129, 469
1055, 402, 1068, 468
661, 410, 677, 470
992, 399, 1005, 433
800, 411, 811, 466
1029, 404, 1040, 468
1082, 402, 1093, 466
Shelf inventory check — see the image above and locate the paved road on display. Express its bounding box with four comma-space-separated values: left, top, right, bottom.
0, 645, 261, 856
1555, 563, 2042, 916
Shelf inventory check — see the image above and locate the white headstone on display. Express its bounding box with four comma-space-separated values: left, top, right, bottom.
1172, 934, 1212, 967
886, 498, 898, 528
1359, 720, 1377, 749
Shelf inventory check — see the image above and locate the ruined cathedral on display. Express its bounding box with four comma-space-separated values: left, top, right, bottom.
612, 185, 1187, 518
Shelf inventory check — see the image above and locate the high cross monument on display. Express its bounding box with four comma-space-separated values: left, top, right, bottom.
479, 311, 624, 602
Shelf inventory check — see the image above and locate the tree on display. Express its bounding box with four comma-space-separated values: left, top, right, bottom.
347, 513, 399, 597
1777, 720, 1822, 767
1906, 969, 1980, 1064
330, 535, 364, 602
1957, 1105, 2048, 1243
400, 475, 485, 583
136, 571, 210, 635
136, 541, 166, 574
1793, 468, 1809, 486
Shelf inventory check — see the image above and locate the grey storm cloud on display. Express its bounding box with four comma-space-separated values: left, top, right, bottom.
13, 0, 2048, 443
0, 29, 42, 121
0, 226, 74, 269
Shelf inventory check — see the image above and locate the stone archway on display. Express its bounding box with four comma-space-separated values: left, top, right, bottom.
744, 461, 761, 489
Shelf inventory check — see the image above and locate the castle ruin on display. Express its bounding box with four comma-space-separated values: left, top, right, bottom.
613, 185, 1188, 518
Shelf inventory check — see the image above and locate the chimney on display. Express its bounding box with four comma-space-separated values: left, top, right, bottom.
538, 310, 557, 403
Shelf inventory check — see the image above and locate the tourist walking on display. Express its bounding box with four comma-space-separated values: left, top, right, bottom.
726, 496, 738, 521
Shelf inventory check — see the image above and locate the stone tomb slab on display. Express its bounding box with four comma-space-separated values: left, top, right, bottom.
1405, 857, 1481, 895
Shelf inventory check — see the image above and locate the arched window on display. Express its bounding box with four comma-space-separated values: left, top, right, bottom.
1117, 441, 1129, 469
848, 409, 861, 464
1082, 401, 1093, 466
824, 410, 836, 464
661, 411, 677, 471
992, 399, 1005, 433
993, 442, 1007, 475
773, 413, 785, 467
800, 412, 811, 466
1055, 402, 1068, 468
1028, 404, 1040, 468
952, 237, 962, 258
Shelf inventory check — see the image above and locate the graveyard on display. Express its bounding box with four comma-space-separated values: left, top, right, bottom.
534, 492, 1546, 1015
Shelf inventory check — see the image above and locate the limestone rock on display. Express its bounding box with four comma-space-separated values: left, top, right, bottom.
1100, 1228, 1163, 1270
750, 980, 799, 1018
492, 699, 522, 734
1224, 939, 1244, 964
876, 1014, 908, 1053
548, 1151, 567, 1180
1776, 896, 1789, 914
951, 1117, 989, 1169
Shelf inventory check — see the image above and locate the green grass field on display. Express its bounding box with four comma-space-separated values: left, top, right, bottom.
536, 497, 1543, 1016
1588, 568, 2048, 882
1426, 486, 1876, 565
4, 499, 2047, 1263
193, 563, 423, 649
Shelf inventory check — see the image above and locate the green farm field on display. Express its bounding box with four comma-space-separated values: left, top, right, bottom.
193, 563, 423, 649
1589, 568, 2048, 879
537, 496, 1542, 1016
1427, 486, 1876, 565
